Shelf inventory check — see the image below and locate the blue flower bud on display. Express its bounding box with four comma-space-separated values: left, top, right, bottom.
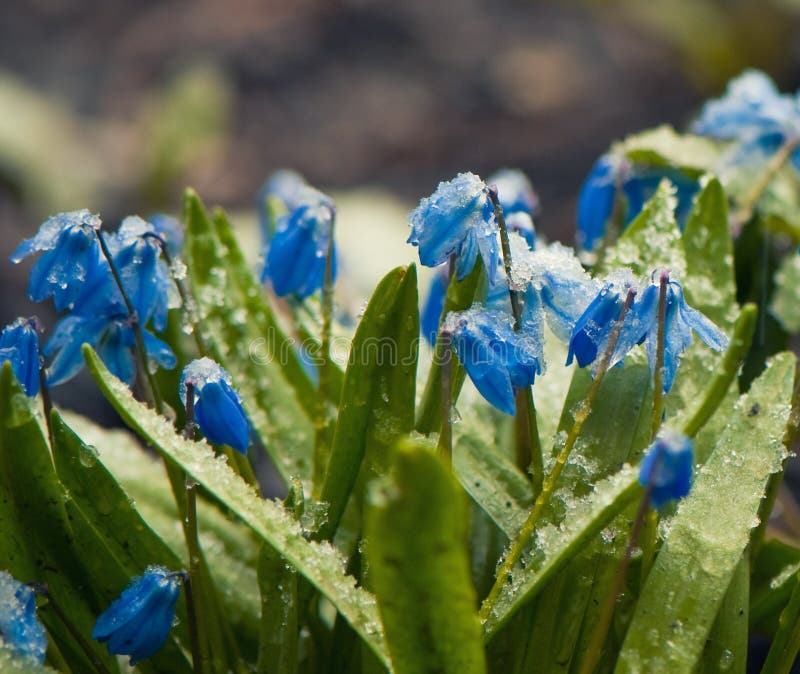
92, 566, 181, 666
257, 169, 307, 242
620, 274, 729, 392
444, 305, 543, 415
0, 318, 40, 397
180, 358, 250, 453
638, 431, 693, 509
408, 173, 500, 284
567, 273, 637, 369
0, 571, 47, 664
10, 210, 102, 311
262, 186, 336, 299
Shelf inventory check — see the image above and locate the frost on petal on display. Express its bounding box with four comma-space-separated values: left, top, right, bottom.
10, 209, 101, 264
0, 571, 47, 664
487, 168, 539, 217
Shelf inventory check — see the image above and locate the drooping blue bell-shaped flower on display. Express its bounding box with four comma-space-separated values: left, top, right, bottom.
638, 430, 694, 509
92, 566, 182, 666
0, 318, 41, 396
180, 358, 250, 453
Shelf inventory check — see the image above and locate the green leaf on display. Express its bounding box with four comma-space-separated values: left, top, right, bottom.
0, 365, 119, 673
681, 177, 737, 327
613, 125, 720, 176
366, 439, 486, 674
770, 253, 800, 333
256, 543, 298, 674
761, 569, 800, 674
83, 346, 391, 670
752, 539, 800, 634
605, 180, 686, 278
416, 258, 487, 434
0, 645, 59, 674
318, 264, 418, 541
49, 412, 193, 673
183, 189, 315, 484
616, 352, 796, 673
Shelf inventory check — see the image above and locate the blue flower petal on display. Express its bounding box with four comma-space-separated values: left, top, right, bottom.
44, 315, 109, 386
0, 571, 47, 663
0, 318, 40, 396
421, 266, 449, 346
638, 431, 693, 510
195, 380, 251, 452
487, 168, 539, 217
576, 155, 619, 252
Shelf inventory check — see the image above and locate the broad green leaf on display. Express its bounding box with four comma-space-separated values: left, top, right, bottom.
617, 352, 796, 673
752, 539, 800, 634
318, 265, 418, 541
605, 180, 686, 278
613, 125, 720, 176
698, 556, 749, 674
183, 189, 314, 484
83, 346, 391, 670
416, 258, 487, 434
770, 253, 800, 333
482, 464, 642, 638
681, 177, 737, 327
0, 365, 119, 673
257, 543, 298, 674
366, 439, 486, 674
50, 413, 193, 673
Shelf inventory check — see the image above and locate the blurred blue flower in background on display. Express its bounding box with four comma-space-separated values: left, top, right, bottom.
92, 566, 181, 666
692, 70, 800, 170
10, 209, 102, 311
148, 213, 184, 258
487, 168, 539, 249
257, 169, 307, 242
638, 431, 694, 509
408, 172, 500, 284
420, 265, 450, 347
444, 305, 542, 415
0, 571, 47, 664
0, 317, 40, 396
181, 357, 250, 453
262, 185, 336, 298
576, 156, 699, 252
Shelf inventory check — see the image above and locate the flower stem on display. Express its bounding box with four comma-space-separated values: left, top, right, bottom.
95, 230, 165, 415
313, 208, 336, 493
143, 232, 208, 357
31, 583, 112, 674
734, 137, 800, 225
479, 288, 637, 624
437, 329, 454, 462
183, 383, 211, 674
578, 487, 653, 674
488, 187, 543, 494
38, 358, 54, 448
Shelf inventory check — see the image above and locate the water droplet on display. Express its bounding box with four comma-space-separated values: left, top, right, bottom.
80, 444, 99, 468
718, 649, 734, 671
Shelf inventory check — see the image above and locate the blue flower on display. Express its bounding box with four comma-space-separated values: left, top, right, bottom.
638, 431, 693, 509
487, 168, 540, 239
92, 566, 181, 666
618, 273, 729, 392
0, 571, 47, 663
0, 318, 40, 396
10, 210, 102, 311
147, 213, 184, 258
44, 313, 176, 387
444, 305, 543, 415
566, 272, 637, 369
74, 217, 175, 332
262, 186, 336, 298
505, 212, 536, 250
576, 156, 700, 252
408, 173, 500, 284
421, 265, 450, 347
180, 358, 250, 453
257, 169, 307, 242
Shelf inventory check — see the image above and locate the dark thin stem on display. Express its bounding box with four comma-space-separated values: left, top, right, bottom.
31, 584, 112, 674
38, 360, 54, 448
143, 232, 208, 357
438, 330, 453, 462
313, 208, 336, 494
488, 187, 543, 493
651, 272, 669, 439
579, 486, 654, 674
95, 230, 164, 414
480, 288, 637, 623
182, 383, 209, 673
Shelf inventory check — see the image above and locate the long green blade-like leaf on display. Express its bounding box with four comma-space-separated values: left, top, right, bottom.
616, 352, 796, 673
761, 569, 800, 674
0, 365, 120, 673
318, 265, 418, 541
83, 346, 391, 670
366, 439, 486, 674
183, 189, 314, 484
